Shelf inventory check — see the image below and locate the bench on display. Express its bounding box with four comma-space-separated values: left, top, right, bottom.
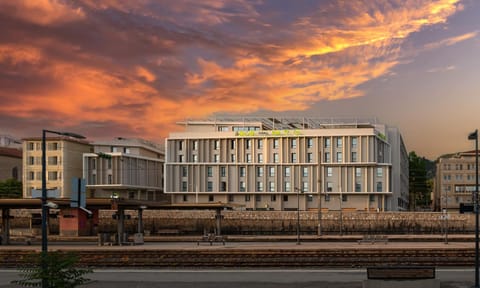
197, 233, 226, 246
358, 235, 388, 244
364, 266, 439, 288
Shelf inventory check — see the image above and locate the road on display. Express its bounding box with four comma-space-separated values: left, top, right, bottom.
0, 268, 476, 287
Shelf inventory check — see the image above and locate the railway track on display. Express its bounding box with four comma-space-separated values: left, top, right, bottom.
0, 248, 475, 268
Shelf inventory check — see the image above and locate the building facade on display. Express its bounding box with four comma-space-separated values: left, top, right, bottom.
434, 151, 477, 212
0, 147, 22, 182
22, 137, 91, 198
83, 138, 165, 201
165, 118, 409, 211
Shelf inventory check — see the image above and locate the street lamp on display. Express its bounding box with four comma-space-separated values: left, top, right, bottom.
42, 129, 85, 287
469, 129, 479, 288
295, 187, 302, 245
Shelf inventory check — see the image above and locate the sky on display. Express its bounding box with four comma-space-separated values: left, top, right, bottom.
0, 0, 479, 159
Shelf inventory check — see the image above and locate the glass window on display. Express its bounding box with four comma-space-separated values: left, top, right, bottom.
302, 167, 308, 177
209, 195, 214, 202
257, 167, 264, 177
351, 152, 357, 162
291, 153, 297, 163
324, 152, 330, 163
336, 137, 343, 148
355, 182, 361, 192
377, 182, 383, 192
351, 137, 358, 148
258, 153, 263, 163
182, 181, 187, 192
284, 182, 291, 192
291, 139, 297, 148
27, 142, 34, 150
356, 167, 361, 177
325, 194, 330, 202
377, 167, 383, 177
246, 153, 252, 163
48, 156, 58, 165
220, 166, 226, 177
214, 140, 220, 150
327, 167, 333, 177
307, 194, 313, 202
228, 194, 234, 202
269, 166, 275, 177
307, 138, 313, 148
273, 139, 279, 149
370, 195, 375, 202
307, 153, 313, 163
271, 195, 277, 202
283, 195, 289, 202
246, 139, 251, 149
231, 140, 236, 149
284, 167, 291, 177
245, 195, 250, 202
258, 139, 263, 149
256, 195, 261, 202
179, 155, 184, 162
240, 181, 246, 192
207, 181, 213, 192
221, 181, 227, 192
239, 167, 246, 177
269, 182, 275, 192
336, 152, 342, 163
326, 182, 333, 192
302, 182, 308, 192
324, 138, 331, 148
28, 156, 35, 165
274, 153, 279, 163
231, 154, 236, 162
342, 194, 347, 202
108, 174, 112, 184
257, 181, 263, 192
214, 154, 220, 163
182, 166, 187, 177
193, 141, 198, 150
207, 166, 213, 177
179, 141, 184, 151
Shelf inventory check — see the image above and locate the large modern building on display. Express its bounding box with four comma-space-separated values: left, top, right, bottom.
165, 117, 409, 211
22, 136, 91, 198
83, 138, 165, 201
434, 151, 477, 212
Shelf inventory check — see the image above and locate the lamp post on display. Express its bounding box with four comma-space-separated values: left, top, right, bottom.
295, 187, 302, 245
41, 129, 85, 288
469, 129, 479, 288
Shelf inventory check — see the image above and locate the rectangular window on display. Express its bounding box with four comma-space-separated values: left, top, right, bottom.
179, 155, 184, 163
28, 156, 35, 165
327, 167, 333, 177
351, 152, 357, 162
351, 137, 358, 148
193, 154, 198, 163
355, 182, 361, 192
274, 153, 279, 163
325, 194, 330, 202
284, 182, 291, 192
324, 138, 331, 148
246, 153, 252, 163
108, 158, 112, 169
257, 181, 263, 192
193, 140, 198, 150
245, 195, 250, 202
214, 154, 220, 163
307, 194, 313, 202
91, 174, 96, 184
273, 139, 279, 149
257, 139, 263, 149
214, 140, 220, 150
207, 181, 213, 192
307, 138, 313, 148
376, 182, 382, 192
336, 137, 343, 148
377, 168, 383, 177
369, 195, 375, 202
47, 142, 58, 151
356, 167, 361, 177
284, 167, 291, 177
291, 153, 297, 163
47, 156, 58, 165
240, 181, 246, 192
307, 153, 313, 163
269, 166, 275, 177
246, 139, 251, 149
221, 181, 227, 192
302, 167, 308, 177
209, 195, 214, 202
302, 182, 308, 192
107, 174, 112, 184
269, 181, 275, 192
179, 141, 184, 151
239, 167, 246, 177
231, 154, 236, 162
257, 167, 264, 177
336, 152, 342, 163
342, 194, 347, 202
220, 166, 226, 177
182, 166, 187, 177
207, 166, 213, 177
271, 195, 277, 202
182, 181, 187, 192
258, 153, 263, 163
291, 139, 297, 148
28, 171, 35, 180
283, 195, 289, 202
228, 194, 234, 202
231, 140, 236, 149
27, 142, 35, 150
324, 152, 330, 163
255, 195, 261, 202
326, 182, 333, 192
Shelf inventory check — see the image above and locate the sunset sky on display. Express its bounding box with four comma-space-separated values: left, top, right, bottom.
1, 0, 479, 159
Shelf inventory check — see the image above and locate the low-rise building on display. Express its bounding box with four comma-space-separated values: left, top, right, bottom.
165, 117, 409, 211
83, 138, 165, 201
0, 147, 22, 182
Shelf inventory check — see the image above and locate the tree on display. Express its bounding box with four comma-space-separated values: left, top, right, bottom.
12, 251, 92, 287
409, 151, 432, 210
0, 178, 22, 198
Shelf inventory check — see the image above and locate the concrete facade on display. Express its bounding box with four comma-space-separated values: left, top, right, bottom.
434, 151, 477, 212
22, 137, 91, 198
83, 138, 165, 201
165, 117, 409, 211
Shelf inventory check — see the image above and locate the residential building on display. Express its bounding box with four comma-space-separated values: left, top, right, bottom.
165, 117, 409, 211
434, 151, 477, 212
83, 138, 165, 201
22, 136, 91, 198
0, 147, 22, 182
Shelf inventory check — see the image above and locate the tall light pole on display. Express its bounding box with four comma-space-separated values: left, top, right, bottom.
42, 129, 85, 288
469, 129, 479, 288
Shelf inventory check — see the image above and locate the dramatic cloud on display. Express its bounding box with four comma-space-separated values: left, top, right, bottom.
0, 0, 471, 143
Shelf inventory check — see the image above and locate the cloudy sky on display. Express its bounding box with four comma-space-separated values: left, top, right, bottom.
0, 0, 479, 159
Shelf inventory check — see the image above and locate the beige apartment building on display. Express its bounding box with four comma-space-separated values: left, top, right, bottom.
165, 117, 409, 211
434, 151, 477, 212
22, 136, 91, 198
83, 138, 165, 201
